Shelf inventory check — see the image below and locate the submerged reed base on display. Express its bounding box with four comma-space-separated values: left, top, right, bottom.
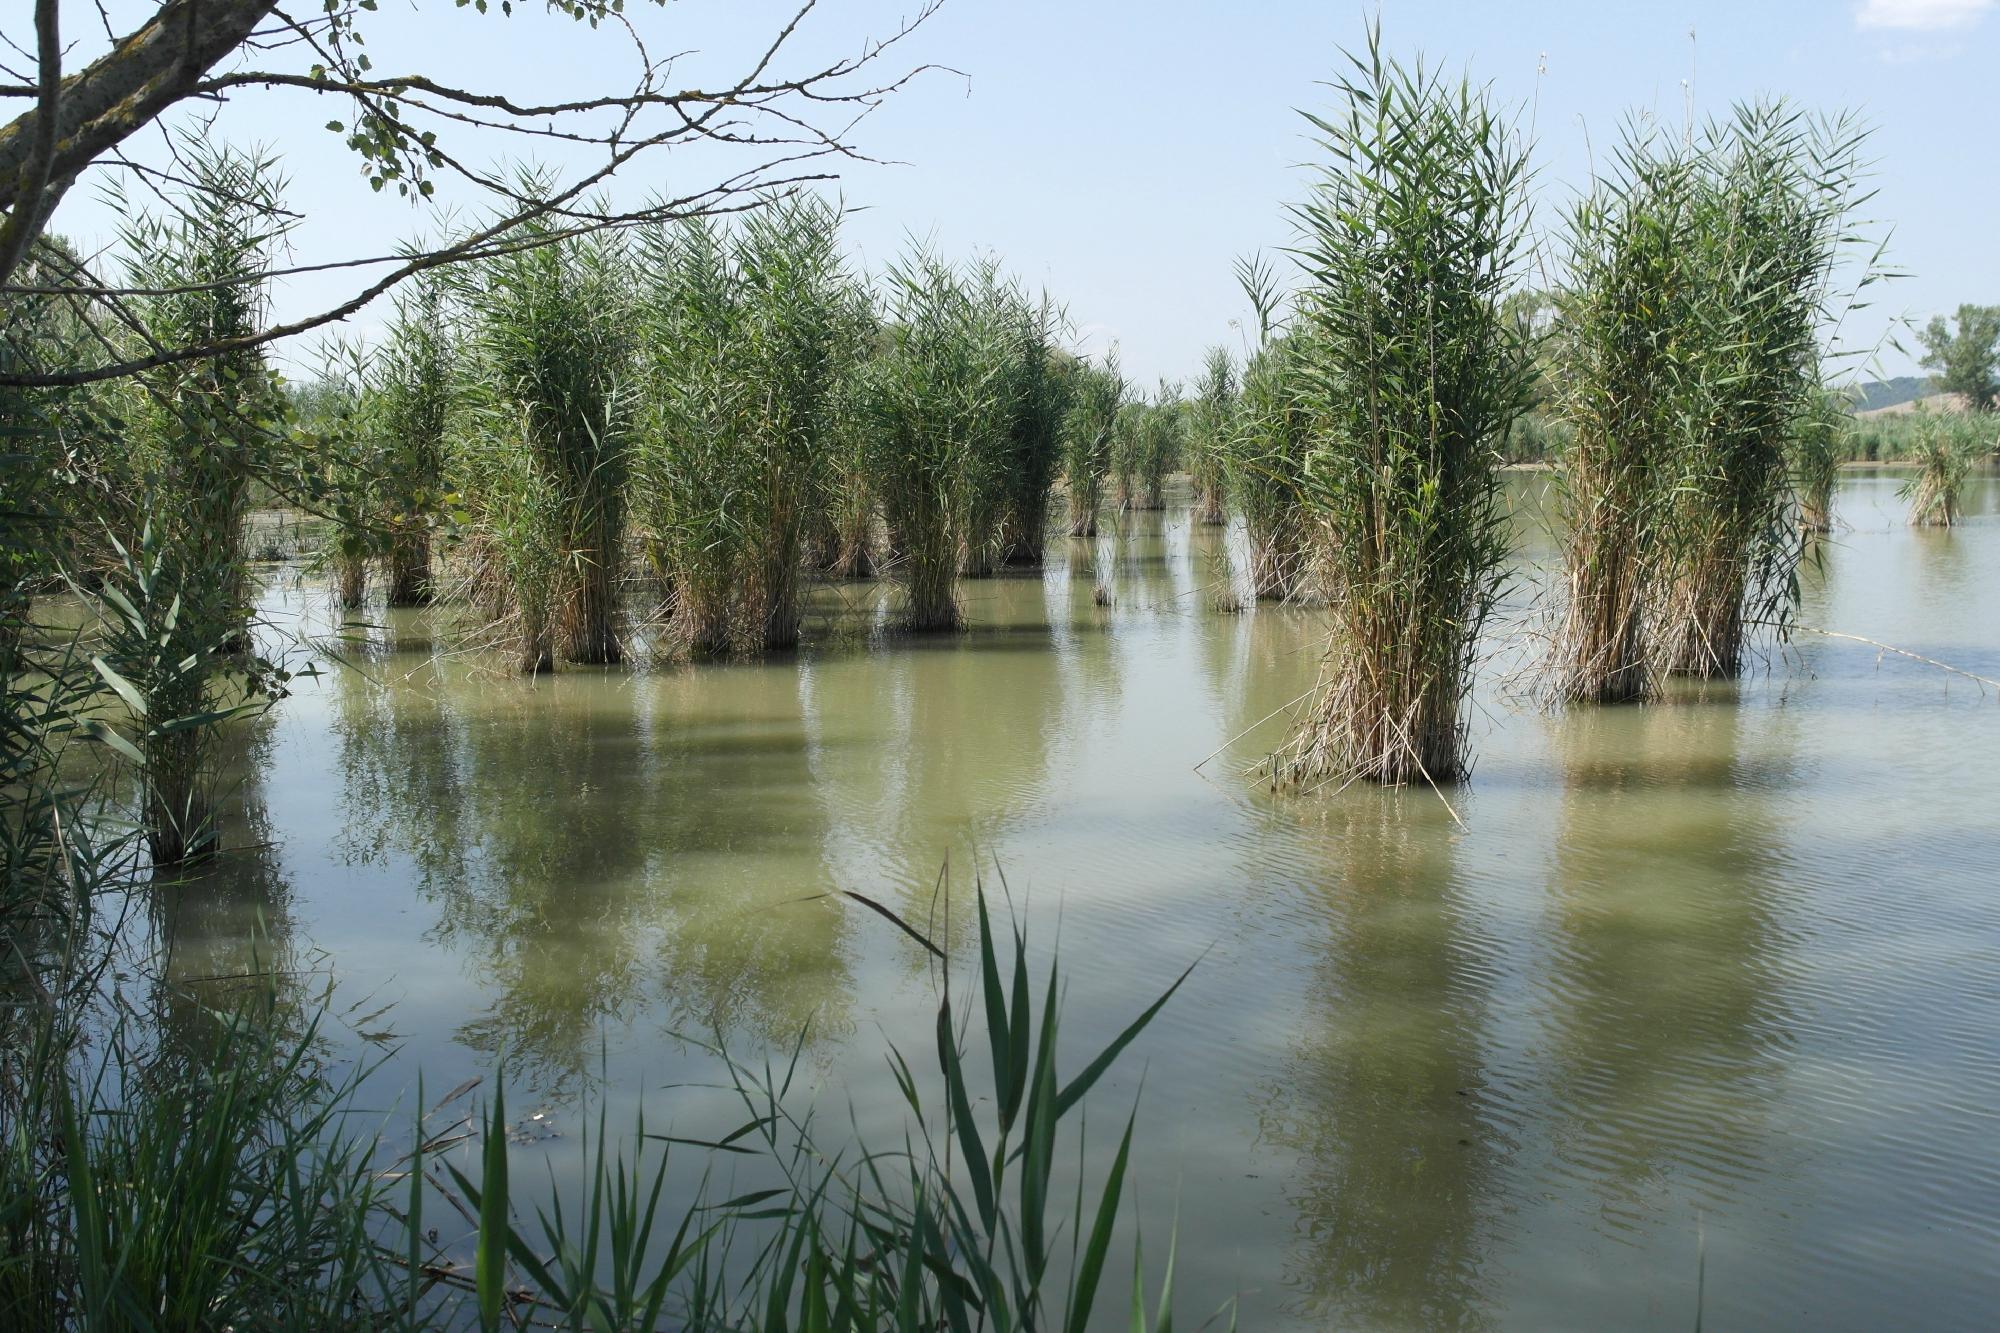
1554, 514, 1653, 705
1281, 597, 1478, 788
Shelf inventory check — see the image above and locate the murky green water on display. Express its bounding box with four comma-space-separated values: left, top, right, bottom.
171, 469, 1999, 1330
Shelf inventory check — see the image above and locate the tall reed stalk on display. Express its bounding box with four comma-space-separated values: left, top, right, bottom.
858, 251, 1010, 631
1654, 104, 1877, 679
294, 375, 372, 610
1549, 129, 1701, 704
461, 210, 634, 671
1791, 385, 1845, 534
1111, 391, 1176, 512
1900, 407, 1979, 527
1225, 334, 1315, 601
1280, 35, 1534, 785
1061, 358, 1123, 539
1187, 346, 1236, 525
992, 289, 1073, 568
374, 272, 457, 606
634, 199, 866, 652
740, 199, 867, 646
116, 146, 290, 859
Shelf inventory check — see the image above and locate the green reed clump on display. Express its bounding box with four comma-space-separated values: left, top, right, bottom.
856, 250, 1012, 631
633, 199, 868, 652
459, 211, 634, 671
1498, 412, 1573, 464
1549, 127, 1704, 705
372, 272, 459, 606
283, 374, 371, 610
991, 288, 1074, 568
113, 147, 292, 860
1225, 332, 1316, 601
824, 364, 885, 579
1842, 409, 1926, 463
956, 263, 1049, 577
739, 199, 871, 645
1187, 346, 1237, 525
1060, 356, 1124, 538
1109, 401, 1143, 511
1280, 35, 1535, 785
634, 215, 748, 654
1654, 104, 1879, 679
1112, 389, 1178, 512
1791, 384, 1847, 534
1900, 407, 1981, 526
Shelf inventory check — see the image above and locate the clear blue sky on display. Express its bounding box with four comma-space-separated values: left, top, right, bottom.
49, 0, 2000, 385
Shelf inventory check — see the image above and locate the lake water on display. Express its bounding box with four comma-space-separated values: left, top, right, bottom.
168, 469, 2000, 1330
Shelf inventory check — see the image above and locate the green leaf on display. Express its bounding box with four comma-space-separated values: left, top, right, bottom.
1056, 958, 1197, 1118
91, 657, 148, 718
476, 1075, 509, 1332
1066, 1109, 1136, 1333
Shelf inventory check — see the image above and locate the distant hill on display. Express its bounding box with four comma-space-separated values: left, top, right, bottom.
1858, 389, 1972, 419
1849, 375, 1930, 413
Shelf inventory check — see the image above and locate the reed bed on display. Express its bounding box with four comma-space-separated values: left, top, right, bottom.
111, 147, 291, 861
856, 250, 1011, 631
633, 198, 868, 653
1278, 35, 1535, 786
991, 286, 1073, 568
1187, 346, 1237, 525
1900, 407, 1981, 526
1224, 333, 1316, 602
373, 273, 458, 606
1791, 386, 1846, 534
1652, 104, 1877, 680
1548, 128, 1702, 705
1061, 357, 1124, 539
1549, 103, 1881, 693
1112, 389, 1178, 512
458, 209, 635, 672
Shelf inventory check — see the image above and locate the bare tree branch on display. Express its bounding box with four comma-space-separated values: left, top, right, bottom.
0, 1, 952, 386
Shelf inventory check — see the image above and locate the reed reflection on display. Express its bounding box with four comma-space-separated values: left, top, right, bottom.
1541, 697, 1798, 1241
1256, 804, 1509, 1331
801, 574, 1069, 950
327, 657, 858, 1095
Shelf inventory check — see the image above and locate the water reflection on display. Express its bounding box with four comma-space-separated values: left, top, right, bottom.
155, 476, 2000, 1328
803, 575, 1070, 949
1256, 806, 1509, 1331
327, 649, 859, 1094
149, 720, 316, 1063
1540, 700, 1800, 1247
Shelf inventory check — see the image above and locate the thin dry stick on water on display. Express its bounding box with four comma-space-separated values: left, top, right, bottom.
1190, 684, 1320, 773
1775, 623, 2000, 695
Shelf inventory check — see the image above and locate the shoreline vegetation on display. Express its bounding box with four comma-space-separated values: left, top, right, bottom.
3, 15, 1997, 1332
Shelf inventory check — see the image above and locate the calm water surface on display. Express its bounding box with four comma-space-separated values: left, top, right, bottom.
174, 470, 2000, 1330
